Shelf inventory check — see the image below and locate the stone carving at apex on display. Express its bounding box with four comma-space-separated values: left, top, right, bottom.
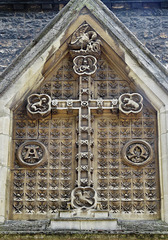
69, 22, 101, 55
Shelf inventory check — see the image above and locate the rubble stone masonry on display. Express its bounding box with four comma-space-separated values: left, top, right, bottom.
0, 3, 168, 74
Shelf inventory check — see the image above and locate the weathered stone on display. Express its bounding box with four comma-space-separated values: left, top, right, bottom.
1, 220, 168, 236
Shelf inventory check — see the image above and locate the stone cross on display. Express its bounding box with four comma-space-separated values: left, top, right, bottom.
26, 22, 144, 210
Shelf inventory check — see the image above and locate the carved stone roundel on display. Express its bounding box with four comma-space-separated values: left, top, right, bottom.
17, 141, 47, 168
71, 187, 97, 209
122, 140, 153, 166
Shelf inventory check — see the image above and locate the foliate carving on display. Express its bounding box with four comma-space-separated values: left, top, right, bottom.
67, 99, 73, 108
71, 187, 97, 209
27, 94, 51, 118
97, 98, 103, 113
14, 181, 24, 189
133, 203, 144, 213
111, 99, 118, 108
17, 141, 47, 168
51, 99, 58, 107
81, 101, 89, 107
145, 180, 156, 189
69, 23, 101, 55
25, 202, 36, 213
73, 55, 97, 75
119, 93, 143, 114
146, 202, 157, 214
14, 171, 25, 179
81, 88, 89, 94
122, 140, 153, 166
95, 103, 159, 215
80, 178, 89, 186
13, 202, 23, 213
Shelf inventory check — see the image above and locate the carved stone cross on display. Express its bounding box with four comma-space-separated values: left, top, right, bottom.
25, 22, 144, 210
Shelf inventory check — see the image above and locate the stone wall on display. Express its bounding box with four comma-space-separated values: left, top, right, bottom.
114, 7, 168, 68
0, 10, 58, 74
1, 220, 168, 239
0, 4, 168, 74
1, 234, 168, 240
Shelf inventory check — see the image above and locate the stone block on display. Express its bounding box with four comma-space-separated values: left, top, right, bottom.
0, 117, 10, 135
59, 210, 109, 219
0, 135, 10, 166
0, 215, 5, 223
94, 211, 109, 218
50, 219, 118, 231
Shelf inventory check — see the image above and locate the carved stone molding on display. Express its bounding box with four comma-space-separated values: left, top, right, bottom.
119, 93, 143, 114
71, 187, 97, 209
27, 94, 51, 119
122, 140, 153, 166
73, 55, 97, 75
17, 141, 47, 168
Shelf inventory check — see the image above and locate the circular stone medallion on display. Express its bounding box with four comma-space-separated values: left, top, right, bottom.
17, 141, 47, 168
122, 140, 153, 166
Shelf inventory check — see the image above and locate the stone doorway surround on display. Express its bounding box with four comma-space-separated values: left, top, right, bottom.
0, 0, 168, 229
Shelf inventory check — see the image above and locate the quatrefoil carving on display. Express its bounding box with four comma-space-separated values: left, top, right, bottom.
119, 93, 143, 114
71, 187, 97, 209
73, 55, 97, 75
27, 94, 51, 119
